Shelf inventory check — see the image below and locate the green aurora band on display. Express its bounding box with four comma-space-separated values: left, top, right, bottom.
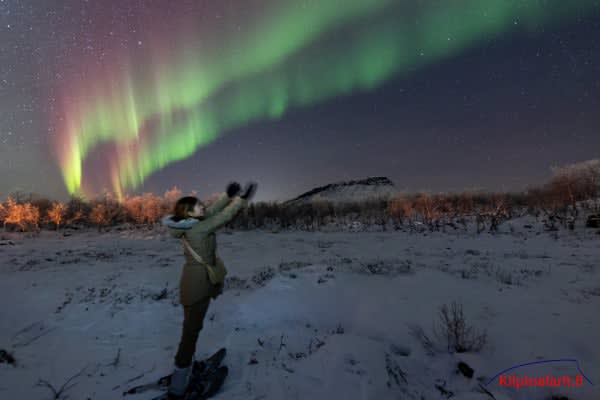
55, 0, 596, 198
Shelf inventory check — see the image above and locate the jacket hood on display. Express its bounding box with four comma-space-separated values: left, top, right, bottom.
161, 214, 199, 238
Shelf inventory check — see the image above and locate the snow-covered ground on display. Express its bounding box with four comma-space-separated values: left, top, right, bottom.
0, 216, 599, 400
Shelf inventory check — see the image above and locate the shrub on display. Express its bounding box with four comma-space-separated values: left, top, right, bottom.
433, 301, 487, 353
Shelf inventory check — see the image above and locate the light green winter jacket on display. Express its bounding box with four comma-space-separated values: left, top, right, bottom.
161, 193, 248, 305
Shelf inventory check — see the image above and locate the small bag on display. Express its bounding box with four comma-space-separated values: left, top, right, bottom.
181, 237, 226, 285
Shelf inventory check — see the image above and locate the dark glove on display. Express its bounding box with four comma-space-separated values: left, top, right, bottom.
226, 181, 241, 198
240, 182, 257, 200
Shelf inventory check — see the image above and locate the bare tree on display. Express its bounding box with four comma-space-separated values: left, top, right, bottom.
549, 159, 600, 216
388, 196, 410, 228
123, 195, 144, 225
163, 186, 182, 206
90, 204, 109, 232
413, 193, 442, 231
47, 202, 67, 231
23, 202, 40, 232
0, 202, 8, 230
3, 197, 39, 232
141, 193, 163, 226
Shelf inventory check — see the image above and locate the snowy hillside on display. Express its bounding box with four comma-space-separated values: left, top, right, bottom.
283, 176, 400, 205
0, 218, 599, 399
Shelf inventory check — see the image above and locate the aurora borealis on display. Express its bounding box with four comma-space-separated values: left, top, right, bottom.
1, 1, 599, 202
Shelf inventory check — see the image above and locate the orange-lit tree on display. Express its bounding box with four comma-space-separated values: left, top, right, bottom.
0, 202, 7, 230
141, 193, 163, 225
23, 202, 40, 232
4, 197, 40, 232
163, 186, 182, 207
89, 204, 109, 232
47, 202, 67, 231
123, 193, 163, 226
388, 195, 414, 224
414, 193, 442, 230
123, 195, 144, 225
4, 197, 24, 230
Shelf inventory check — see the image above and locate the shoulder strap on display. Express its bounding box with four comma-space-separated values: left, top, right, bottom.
181, 237, 206, 264
181, 237, 220, 284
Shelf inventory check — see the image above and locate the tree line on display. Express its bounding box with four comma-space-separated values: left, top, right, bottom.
1, 159, 598, 234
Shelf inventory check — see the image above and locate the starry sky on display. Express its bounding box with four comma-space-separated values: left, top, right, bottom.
1, 0, 599, 204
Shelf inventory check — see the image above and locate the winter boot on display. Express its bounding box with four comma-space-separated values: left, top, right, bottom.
168, 362, 191, 398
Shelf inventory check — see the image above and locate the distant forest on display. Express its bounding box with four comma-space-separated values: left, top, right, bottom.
1, 160, 599, 234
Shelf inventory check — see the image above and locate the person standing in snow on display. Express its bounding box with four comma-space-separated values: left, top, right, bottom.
160, 181, 257, 398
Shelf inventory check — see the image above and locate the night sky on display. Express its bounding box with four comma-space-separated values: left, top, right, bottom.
1, 0, 599, 204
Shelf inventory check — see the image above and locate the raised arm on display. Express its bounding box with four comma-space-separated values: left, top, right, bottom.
203, 192, 231, 218
196, 196, 248, 233
204, 182, 241, 218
